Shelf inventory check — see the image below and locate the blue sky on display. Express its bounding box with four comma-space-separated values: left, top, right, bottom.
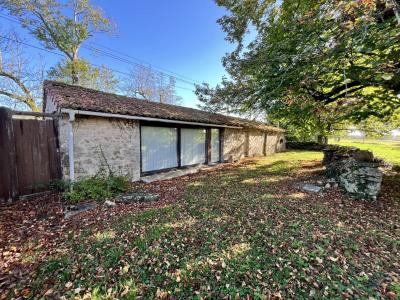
1, 0, 236, 108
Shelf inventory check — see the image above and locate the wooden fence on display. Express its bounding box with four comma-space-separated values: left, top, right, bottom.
0, 107, 62, 203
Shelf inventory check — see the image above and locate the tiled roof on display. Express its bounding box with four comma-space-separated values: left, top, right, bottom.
43, 80, 284, 132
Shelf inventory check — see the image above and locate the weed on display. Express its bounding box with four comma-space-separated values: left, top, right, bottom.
63, 172, 130, 202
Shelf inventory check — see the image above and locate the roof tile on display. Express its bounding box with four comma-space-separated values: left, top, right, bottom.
43, 80, 283, 132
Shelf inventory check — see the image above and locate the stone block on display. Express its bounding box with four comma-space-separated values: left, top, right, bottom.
302, 184, 322, 193
119, 192, 160, 203
324, 146, 383, 200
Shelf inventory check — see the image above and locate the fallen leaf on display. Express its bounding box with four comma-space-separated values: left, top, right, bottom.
65, 282, 73, 289
329, 256, 339, 262
44, 289, 53, 296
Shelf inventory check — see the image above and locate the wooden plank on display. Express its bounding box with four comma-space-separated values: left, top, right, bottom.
29, 119, 40, 193
34, 120, 49, 190
13, 119, 27, 195
0, 107, 18, 201
1, 114, 62, 202
16, 119, 35, 195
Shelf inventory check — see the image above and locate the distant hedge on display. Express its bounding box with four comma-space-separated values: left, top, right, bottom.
286, 142, 326, 151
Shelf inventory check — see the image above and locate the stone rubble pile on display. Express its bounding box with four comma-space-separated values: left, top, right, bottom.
322, 146, 383, 201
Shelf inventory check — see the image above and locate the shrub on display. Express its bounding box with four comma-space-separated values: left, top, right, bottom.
49, 179, 71, 192
63, 173, 130, 203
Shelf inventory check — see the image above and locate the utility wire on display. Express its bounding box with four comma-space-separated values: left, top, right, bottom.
0, 34, 194, 92
88, 41, 203, 84
0, 34, 64, 57
0, 13, 201, 86
82, 44, 198, 86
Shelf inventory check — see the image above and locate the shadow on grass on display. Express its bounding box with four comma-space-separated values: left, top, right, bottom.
17, 151, 400, 299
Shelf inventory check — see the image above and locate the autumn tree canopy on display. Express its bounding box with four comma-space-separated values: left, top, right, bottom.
196, 0, 400, 138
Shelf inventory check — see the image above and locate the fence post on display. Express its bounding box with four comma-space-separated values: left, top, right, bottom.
0, 107, 18, 202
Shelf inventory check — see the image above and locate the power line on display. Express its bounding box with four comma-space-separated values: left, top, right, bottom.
0, 34, 64, 57
89, 42, 203, 84
0, 13, 20, 24
82, 44, 198, 86
0, 13, 201, 86
0, 34, 194, 92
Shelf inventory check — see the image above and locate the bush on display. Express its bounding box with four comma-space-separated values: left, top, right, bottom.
49, 179, 71, 192
63, 173, 130, 203
286, 141, 326, 151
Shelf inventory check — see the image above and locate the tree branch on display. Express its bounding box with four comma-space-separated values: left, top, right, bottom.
33, 11, 74, 60
324, 81, 363, 99
306, 81, 364, 104
0, 71, 31, 96
0, 90, 38, 111
327, 85, 365, 103
0, 71, 39, 111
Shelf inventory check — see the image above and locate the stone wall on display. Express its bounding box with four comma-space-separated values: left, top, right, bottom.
323, 146, 383, 200
223, 128, 247, 162
58, 116, 284, 179
276, 134, 286, 152
286, 141, 325, 151
59, 116, 141, 181
248, 130, 265, 157
223, 128, 285, 162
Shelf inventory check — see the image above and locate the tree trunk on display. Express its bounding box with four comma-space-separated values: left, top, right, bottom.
71, 61, 79, 84
71, 52, 79, 84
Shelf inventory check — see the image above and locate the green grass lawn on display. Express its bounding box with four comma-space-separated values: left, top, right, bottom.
330, 139, 400, 165
6, 151, 400, 299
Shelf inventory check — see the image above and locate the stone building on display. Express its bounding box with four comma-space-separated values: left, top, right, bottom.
43, 81, 285, 181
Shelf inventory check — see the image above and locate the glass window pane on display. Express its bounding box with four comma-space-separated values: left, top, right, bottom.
141, 126, 178, 172
181, 128, 206, 166
211, 129, 220, 163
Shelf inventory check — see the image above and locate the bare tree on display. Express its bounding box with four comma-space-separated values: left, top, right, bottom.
125, 66, 182, 105
0, 31, 43, 111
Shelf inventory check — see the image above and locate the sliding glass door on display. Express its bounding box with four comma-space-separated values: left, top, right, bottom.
141, 125, 221, 173
141, 126, 178, 172
180, 128, 206, 166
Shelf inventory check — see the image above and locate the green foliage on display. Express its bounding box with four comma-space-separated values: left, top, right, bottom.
0, 0, 114, 58
355, 116, 396, 139
0, 0, 114, 84
49, 178, 70, 192
48, 58, 118, 92
268, 94, 331, 141
197, 0, 400, 133
63, 173, 130, 203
